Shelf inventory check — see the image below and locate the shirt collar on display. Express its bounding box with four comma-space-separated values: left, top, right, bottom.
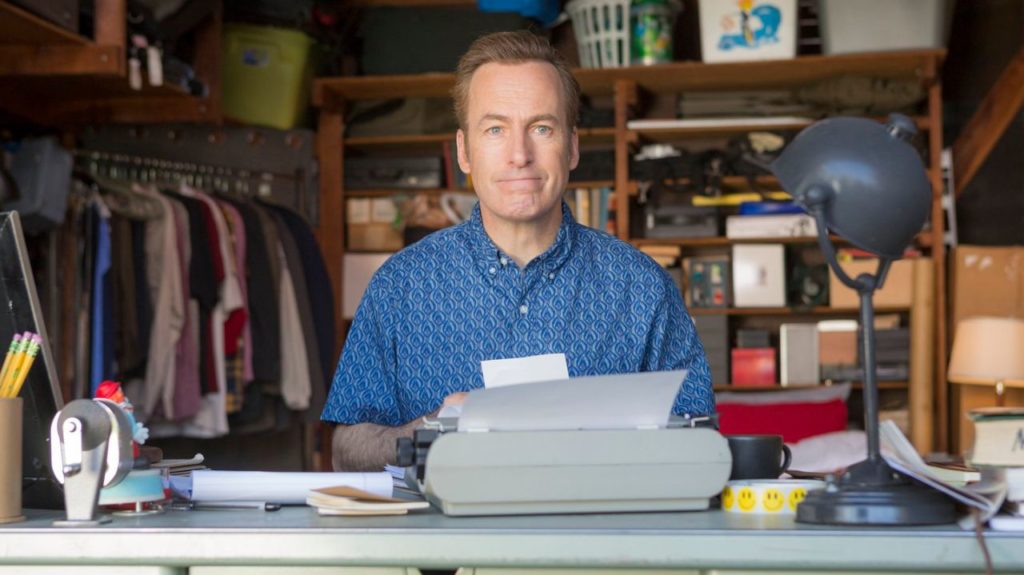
465, 201, 577, 275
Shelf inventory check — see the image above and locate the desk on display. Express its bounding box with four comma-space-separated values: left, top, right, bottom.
1, 507, 1023, 574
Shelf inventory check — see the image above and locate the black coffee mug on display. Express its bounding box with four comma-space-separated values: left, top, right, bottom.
726, 434, 792, 480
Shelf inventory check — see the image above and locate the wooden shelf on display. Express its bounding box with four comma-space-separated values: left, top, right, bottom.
569, 180, 615, 188
633, 116, 929, 142
690, 306, 909, 316
343, 126, 616, 151
345, 187, 455, 197
0, 0, 221, 125
315, 47, 950, 453
315, 50, 945, 106
632, 236, 818, 247
714, 381, 909, 392
631, 231, 932, 248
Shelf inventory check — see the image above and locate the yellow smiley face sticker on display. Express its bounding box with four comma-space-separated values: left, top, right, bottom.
788, 488, 808, 511
721, 486, 734, 510
737, 487, 756, 512
762, 488, 784, 512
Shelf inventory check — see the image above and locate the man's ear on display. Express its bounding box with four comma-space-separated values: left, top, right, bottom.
568, 127, 580, 171
456, 129, 471, 175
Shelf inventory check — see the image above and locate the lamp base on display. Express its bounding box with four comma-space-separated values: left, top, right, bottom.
796, 459, 957, 525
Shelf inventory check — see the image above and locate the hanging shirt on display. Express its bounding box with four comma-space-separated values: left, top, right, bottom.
89, 198, 113, 396
322, 203, 714, 427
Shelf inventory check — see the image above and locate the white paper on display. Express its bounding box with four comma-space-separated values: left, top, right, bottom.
458, 369, 687, 432
880, 420, 1005, 522
481, 353, 569, 388
188, 470, 393, 504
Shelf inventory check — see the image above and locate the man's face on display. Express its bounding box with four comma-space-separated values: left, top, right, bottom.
457, 61, 579, 229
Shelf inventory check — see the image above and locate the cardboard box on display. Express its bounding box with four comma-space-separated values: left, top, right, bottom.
951, 246, 1024, 452
699, 0, 797, 63
952, 246, 1024, 327
829, 257, 914, 309
347, 198, 403, 252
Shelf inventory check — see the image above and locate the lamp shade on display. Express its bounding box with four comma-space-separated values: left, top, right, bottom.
948, 316, 1024, 387
771, 114, 931, 259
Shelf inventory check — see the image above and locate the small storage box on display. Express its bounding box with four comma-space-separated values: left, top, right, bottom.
344, 157, 443, 190
698, 0, 796, 63
222, 24, 313, 130
819, 0, 950, 55
732, 244, 786, 307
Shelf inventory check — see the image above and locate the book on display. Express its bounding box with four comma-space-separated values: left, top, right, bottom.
306, 485, 429, 516
968, 407, 1024, 467
880, 420, 1006, 523
923, 461, 982, 486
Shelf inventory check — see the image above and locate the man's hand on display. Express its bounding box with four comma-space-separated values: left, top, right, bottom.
442, 391, 469, 408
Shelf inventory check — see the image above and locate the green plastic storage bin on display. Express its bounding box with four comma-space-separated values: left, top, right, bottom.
222, 24, 313, 129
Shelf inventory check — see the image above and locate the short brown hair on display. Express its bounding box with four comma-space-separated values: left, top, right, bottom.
453, 31, 580, 131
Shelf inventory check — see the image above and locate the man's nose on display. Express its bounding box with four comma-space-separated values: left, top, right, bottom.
508, 130, 533, 167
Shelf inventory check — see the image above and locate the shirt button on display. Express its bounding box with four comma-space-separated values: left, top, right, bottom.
548, 272, 555, 280
519, 304, 528, 315
500, 257, 508, 266
489, 267, 496, 274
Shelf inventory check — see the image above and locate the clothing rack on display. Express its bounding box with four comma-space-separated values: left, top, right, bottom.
74, 149, 300, 197
77, 124, 319, 224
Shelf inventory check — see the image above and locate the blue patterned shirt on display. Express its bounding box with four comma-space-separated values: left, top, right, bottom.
322, 203, 714, 426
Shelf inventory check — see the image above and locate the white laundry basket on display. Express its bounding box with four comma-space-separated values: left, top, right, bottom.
567, 0, 631, 68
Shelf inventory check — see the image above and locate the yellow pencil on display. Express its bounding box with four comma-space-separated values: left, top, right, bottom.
7, 334, 41, 399
0, 333, 22, 398
0, 332, 32, 398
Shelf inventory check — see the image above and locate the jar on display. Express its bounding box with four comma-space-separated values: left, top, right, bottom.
631, 0, 681, 65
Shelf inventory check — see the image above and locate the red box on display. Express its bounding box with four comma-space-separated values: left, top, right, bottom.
731, 348, 776, 386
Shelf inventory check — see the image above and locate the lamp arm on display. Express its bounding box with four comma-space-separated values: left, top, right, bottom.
808, 205, 873, 291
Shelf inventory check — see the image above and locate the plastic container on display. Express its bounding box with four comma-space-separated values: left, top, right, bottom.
566, 0, 632, 68
698, 0, 796, 63
630, 0, 681, 65
819, 0, 950, 55
7, 137, 72, 232
222, 24, 313, 130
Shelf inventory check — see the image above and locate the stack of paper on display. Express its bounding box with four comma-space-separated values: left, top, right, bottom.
307, 486, 429, 516
152, 453, 206, 476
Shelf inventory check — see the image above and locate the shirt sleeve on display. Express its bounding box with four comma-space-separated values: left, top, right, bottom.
642, 270, 716, 417
320, 271, 404, 426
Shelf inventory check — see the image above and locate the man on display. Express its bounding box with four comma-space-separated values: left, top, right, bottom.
322, 31, 713, 471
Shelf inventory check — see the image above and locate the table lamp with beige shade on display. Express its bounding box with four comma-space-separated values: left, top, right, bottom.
948, 316, 1024, 407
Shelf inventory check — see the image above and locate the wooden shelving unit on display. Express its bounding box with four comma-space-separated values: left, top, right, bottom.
689, 306, 911, 317
314, 49, 949, 450
713, 381, 909, 393
0, 0, 221, 125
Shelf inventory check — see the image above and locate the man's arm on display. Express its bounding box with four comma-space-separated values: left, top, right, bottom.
331, 393, 468, 471
331, 419, 424, 472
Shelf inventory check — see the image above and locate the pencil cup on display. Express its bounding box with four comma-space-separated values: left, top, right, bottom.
0, 397, 24, 523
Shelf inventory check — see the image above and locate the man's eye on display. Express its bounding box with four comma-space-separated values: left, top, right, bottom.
534, 125, 553, 135
485, 126, 503, 136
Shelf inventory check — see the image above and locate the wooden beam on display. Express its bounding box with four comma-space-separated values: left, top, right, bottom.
93, 0, 125, 49
0, 44, 121, 75
47, 95, 215, 124
191, 2, 222, 120
317, 109, 346, 359
953, 45, 1024, 196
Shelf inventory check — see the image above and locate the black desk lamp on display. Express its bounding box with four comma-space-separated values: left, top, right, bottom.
771, 114, 956, 525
